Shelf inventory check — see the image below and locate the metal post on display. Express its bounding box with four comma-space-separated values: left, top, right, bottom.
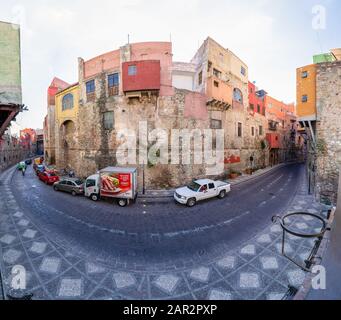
142, 165, 145, 195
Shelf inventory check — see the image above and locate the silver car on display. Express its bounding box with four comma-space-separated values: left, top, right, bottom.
53, 178, 84, 196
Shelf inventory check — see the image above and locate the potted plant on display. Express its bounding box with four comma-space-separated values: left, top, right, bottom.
229, 170, 240, 179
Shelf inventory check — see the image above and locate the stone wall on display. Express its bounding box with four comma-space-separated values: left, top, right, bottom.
0, 135, 28, 172
315, 61, 341, 204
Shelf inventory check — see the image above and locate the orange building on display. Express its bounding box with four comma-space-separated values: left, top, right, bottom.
296, 64, 317, 121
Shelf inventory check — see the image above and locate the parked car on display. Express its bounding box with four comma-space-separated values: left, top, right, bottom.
38, 170, 60, 185
53, 178, 84, 196
84, 167, 138, 207
25, 159, 33, 165
174, 179, 231, 207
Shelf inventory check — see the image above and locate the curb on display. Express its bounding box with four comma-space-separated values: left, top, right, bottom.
139, 163, 287, 201
293, 207, 336, 300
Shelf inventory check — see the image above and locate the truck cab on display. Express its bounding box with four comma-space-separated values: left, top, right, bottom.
84, 174, 100, 201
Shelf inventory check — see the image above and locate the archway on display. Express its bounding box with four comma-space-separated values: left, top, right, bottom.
60, 120, 76, 169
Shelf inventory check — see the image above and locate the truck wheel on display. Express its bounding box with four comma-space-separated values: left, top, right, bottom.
91, 194, 99, 202
118, 199, 128, 207
218, 190, 226, 199
187, 198, 196, 207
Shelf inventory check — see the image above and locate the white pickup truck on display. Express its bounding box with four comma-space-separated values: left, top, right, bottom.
174, 179, 231, 207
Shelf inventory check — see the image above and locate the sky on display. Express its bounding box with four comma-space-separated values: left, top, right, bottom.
0, 0, 340, 134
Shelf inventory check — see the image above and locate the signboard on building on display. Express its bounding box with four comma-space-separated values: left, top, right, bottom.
0, 21, 22, 105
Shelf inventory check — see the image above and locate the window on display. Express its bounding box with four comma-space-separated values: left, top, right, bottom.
86, 179, 96, 188
128, 65, 137, 76
233, 88, 243, 104
211, 119, 222, 129
251, 127, 255, 137
108, 73, 119, 87
259, 126, 263, 136
103, 111, 114, 130
200, 185, 208, 193
241, 66, 246, 76
257, 104, 261, 113
213, 68, 221, 79
214, 81, 219, 88
249, 103, 254, 111
302, 95, 308, 103
86, 80, 95, 94
209, 183, 215, 190
302, 71, 308, 78
237, 122, 243, 137
198, 71, 203, 85
62, 93, 74, 111
108, 73, 119, 96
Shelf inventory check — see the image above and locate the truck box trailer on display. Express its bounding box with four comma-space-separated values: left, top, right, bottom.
84, 167, 138, 207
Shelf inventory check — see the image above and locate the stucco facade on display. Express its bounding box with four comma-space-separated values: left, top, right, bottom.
46, 38, 299, 190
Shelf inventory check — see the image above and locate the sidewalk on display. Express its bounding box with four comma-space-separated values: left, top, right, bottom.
140, 163, 286, 200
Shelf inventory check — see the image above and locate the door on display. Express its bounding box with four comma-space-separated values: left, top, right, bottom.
85, 179, 97, 197
198, 184, 210, 200
65, 181, 75, 193
58, 181, 68, 192
208, 183, 218, 196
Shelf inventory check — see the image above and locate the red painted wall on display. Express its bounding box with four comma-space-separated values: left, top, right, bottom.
266, 133, 280, 149
248, 82, 265, 115
122, 60, 161, 92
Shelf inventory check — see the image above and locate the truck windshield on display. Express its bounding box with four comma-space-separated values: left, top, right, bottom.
187, 182, 201, 192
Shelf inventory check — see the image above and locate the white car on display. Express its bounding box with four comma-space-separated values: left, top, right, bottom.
174, 179, 231, 207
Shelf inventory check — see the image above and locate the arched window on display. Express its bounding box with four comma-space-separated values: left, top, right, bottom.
233, 88, 243, 104
62, 94, 74, 111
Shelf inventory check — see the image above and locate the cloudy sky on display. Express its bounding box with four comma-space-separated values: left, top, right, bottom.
1, 0, 340, 134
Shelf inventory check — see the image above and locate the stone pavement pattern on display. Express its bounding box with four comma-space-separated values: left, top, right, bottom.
0, 166, 328, 300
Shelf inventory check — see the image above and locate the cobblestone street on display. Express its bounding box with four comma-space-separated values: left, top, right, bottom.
0, 163, 329, 300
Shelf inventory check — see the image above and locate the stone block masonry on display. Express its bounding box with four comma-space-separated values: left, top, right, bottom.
315, 61, 341, 204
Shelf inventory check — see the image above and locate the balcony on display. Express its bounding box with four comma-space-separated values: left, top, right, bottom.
108, 85, 119, 97
122, 60, 161, 93
269, 120, 278, 131
206, 77, 232, 111
86, 92, 96, 102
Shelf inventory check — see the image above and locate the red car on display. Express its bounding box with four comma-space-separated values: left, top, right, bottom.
38, 171, 60, 185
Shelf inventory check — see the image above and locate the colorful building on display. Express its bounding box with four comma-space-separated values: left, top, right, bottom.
44, 37, 300, 189
44, 77, 70, 164
0, 21, 24, 137
297, 49, 341, 204
54, 83, 79, 169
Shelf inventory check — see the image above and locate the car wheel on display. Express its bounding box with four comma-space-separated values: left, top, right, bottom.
91, 194, 99, 202
71, 191, 77, 197
218, 190, 226, 199
54, 186, 58, 192
187, 198, 196, 207
117, 199, 128, 207
45, 180, 49, 185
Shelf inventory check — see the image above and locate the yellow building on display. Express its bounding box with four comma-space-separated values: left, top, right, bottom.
55, 83, 80, 169
55, 83, 80, 126
296, 64, 317, 121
